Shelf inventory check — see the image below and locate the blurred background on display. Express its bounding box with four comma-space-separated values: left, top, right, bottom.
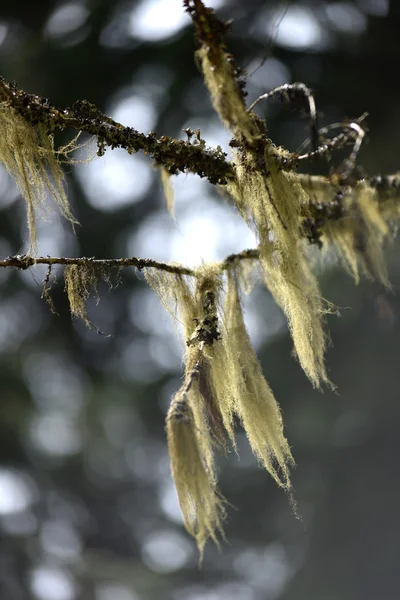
1, 0, 400, 598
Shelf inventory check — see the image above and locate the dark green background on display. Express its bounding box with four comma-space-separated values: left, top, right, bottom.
0, 1, 399, 599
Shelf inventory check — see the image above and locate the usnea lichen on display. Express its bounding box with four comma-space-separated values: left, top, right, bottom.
322, 184, 391, 287
160, 166, 175, 218
224, 270, 294, 487
196, 45, 257, 142
227, 149, 330, 388
146, 264, 294, 553
166, 389, 226, 558
192, 2, 329, 388
64, 263, 99, 327
0, 102, 77, 252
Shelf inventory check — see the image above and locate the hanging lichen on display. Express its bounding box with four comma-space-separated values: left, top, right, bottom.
196, 46, 256, 142
146, 266, 228, 552
166, 386, 226, 559
227, 146, 330, 389
0, 102, 77, 253
64, 263, 99, 327
146, 262, 296, 553
322, 184, 390, 287
187, 0, 330, 388
160, 166, 175, 217
223, 268, 294, 487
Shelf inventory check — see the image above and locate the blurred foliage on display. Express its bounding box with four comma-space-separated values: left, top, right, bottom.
1, 1, 400, 599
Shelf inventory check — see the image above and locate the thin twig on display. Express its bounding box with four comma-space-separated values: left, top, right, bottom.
0, 250, 260, 275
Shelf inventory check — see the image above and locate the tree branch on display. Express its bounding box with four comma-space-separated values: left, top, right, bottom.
0, 77, 232, 185
0, 248, 260, 276
2, 75, 400, 232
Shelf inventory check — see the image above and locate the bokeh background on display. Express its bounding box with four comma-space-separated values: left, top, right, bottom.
1, 0, 400, 598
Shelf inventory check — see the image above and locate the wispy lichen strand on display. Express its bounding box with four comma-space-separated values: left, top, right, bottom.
0, 102, 77, 252
145, 264, 294, 553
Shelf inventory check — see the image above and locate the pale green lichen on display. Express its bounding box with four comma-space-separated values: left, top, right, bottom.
0, 103, 78, 252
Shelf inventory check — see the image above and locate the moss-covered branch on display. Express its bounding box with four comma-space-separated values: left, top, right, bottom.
2, 75, 400, 241
0, 77, 231, 185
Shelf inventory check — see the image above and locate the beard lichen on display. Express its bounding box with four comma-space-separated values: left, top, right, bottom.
166, 388, 226, 559
322, 183, 391, 287
227, 146, 330, 388
145, 263, 295, 553
160, 166, 175, 218
64, 263, 99, 327
0, 102, 77, 253
195, 45, 256, 142
224, 269, 294, 488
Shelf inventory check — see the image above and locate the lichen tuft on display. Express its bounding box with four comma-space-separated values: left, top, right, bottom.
0, 102, 78, 252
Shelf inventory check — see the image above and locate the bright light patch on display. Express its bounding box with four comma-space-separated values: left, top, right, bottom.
129, 0, 191, 41
29, 413, 82, 456
30, 566, 75, 600
45, 3, 89, 38
182, 117, 232, 153
0, 164, 20, 208
0, 469, 37, 515
159, 480, 184, 525
24, 352, 85, 413
75, 149, 152, 211
233, 543, 291, 594
247, 57, 291, 92
131, 196, 257, 267
261, 6, 328, 51
142, 530, 193, 572
96, 584, 140, 600
109, 94, 157, 133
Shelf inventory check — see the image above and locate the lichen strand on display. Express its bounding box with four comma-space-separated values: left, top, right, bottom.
228, 146, 330, 388
185, 0, 254, 140
322, 184, 391, 287
145, 265, 234, 448
160, 166, 175, 217
166, 390, 226, 559
0, 102, 77, 252
146, 263, 297, 552
64, 263, 98, 326
196, 45, 256, 142
146, 267, 228, 552
224, 270, 294, 487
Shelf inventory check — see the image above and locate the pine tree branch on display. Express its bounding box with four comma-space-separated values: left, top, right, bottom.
0, 248, 260, 275
2, 76, 400, 236
0, 77, 232, 185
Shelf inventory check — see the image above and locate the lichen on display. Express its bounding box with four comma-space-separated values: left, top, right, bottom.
166, 388, 226, 559
160, 166, 175, 218
227, 146, 330, 388
322, 183, 390, 287
0, 102, 77, 252
145, 263, 295, 553
64, 263, 98, 327
223, 269, 294, 487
